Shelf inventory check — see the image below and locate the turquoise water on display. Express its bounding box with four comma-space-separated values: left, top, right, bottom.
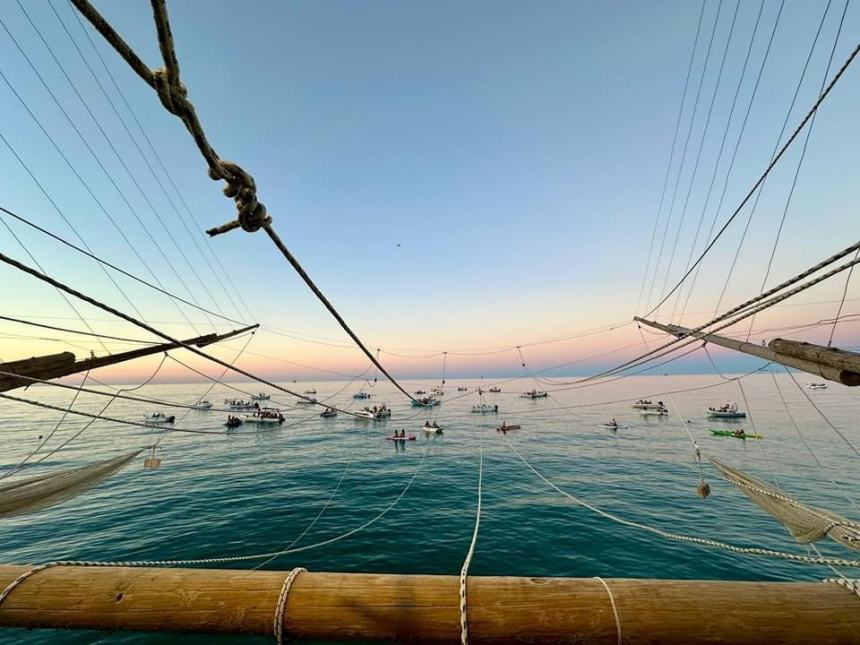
1, 373, 858, 642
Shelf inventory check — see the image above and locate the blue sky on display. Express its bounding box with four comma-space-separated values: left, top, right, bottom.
0, 0, 857, 380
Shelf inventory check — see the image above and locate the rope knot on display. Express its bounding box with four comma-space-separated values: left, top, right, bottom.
208, 160, 271, 232
152, 68, 190, 118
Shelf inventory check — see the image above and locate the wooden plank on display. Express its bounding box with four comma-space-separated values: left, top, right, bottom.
634, 317, 860, 386
0, 566, 858, 642
769, 339, 860, 375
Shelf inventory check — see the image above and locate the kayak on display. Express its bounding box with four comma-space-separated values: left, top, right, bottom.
599, 424, 629, 430
709, 429, 762, 439
387, 435, 416, 441
496, 424, 521, 432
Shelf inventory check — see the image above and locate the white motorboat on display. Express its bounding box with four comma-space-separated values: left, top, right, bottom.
304, 389, 317, 395
251, 393, 271, 401
807, 382, 828, 390
631, 400, 663, 410
143, 412, 175, 425
422, 421, 443, 434
411, 396, 439, 407
191, 400, 213, 410
244, 410, 284, 424
706, 403, 746, 419
640, 409, 668, 417
353, 391, 371, 400
320, 408, 337, 418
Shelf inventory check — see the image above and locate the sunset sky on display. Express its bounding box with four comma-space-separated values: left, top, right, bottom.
0, 0, 857, 384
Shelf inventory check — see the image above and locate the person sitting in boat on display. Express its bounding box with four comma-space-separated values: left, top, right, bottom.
400, 429, 406, 439
494, 405, 498, 412
610, 418, 617, 427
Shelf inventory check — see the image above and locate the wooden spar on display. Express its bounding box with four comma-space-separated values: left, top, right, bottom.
634, 317, 860, 386
0, 324, 258, 393
0, 566, 858, 642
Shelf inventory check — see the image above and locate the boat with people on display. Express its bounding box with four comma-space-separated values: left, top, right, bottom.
224, 415, 243, 429
422, 421, 443, 435
457, 386, 468, 392
471, 403, 499, 413
353, 391, 371, 400
243, 409, 285, 424
410, 396, 439, 407
431, 386, 445, 396
488, 387, 501, 393
414, 389, 426, 395
143, 412, 175, 425
600, 420, 629, 430
710, 428, 762, 440
640, 408, 668, 417
320, 408, 337, 418
355, 405, 391, 420
807, 382, 828, 390
496, 421, 521, 433
225, 399, 257, 410
521, 389, 548, 399
295, 398, 317, 405
631, 399, 664, 410
191, 400, 213, 410
303, 389, 317, 395
250, 393, 270, 401
706, 402, 747, 419
386, 432, 415, 441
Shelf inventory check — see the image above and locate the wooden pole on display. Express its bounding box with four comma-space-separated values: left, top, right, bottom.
0, 324, 259, 393
0, 565, 858, 642
634, 317, 860, 386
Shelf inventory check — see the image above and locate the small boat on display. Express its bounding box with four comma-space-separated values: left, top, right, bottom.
225, 399, 257, 410
471, 403, 498, 413
244, 410, 285, 424
640, 409, 668, 417
386, 434, 416, 441
355, 405, 391, 420
488, 387, 502, 393
143, 413, 175, 425
410, 396, 440, 407
496, 422, 521, 432
320, 408, 337, 418
295, 398, 317, 405
224, 416, 243, 429
251, 393, 271, 401
631, 399, 664, 410
191, 400, 213, 410
600, 423, 629, 430
710, 428, 762, 440
521, 390, 548, 399
457, 387, 468, 392
421, 421, 443, 434
414, 389, 427, 395
807, 382, 828, 390
304, 389, 317, 395
431, 387, 445, 396
706, 403, 746, 419
353, 391, 371, 400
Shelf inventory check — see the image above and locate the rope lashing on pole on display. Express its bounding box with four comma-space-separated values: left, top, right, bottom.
70, 0, 420, 405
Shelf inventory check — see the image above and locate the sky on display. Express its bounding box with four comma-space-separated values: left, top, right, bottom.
0, 0, 857, 383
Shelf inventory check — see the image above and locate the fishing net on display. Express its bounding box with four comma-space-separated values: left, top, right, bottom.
708, 456, 860, 551
0, 451, 140, 518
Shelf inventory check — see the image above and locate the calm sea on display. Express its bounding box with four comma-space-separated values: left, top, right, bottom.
1, 373, 858, 643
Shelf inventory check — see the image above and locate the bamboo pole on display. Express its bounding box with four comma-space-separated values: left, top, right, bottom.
0, 565, 858, 642
634, 317, 860, 386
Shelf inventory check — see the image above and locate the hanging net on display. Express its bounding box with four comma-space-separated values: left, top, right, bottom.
0, 450, 141, 518
708, 455, 860, 551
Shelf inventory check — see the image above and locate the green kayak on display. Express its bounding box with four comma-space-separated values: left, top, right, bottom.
709, 429, 762, 440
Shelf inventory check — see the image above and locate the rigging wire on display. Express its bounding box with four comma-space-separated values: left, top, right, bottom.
827, 249, 859, 347
636, 0, 707, 313
745, 0, 849, 340
643, 39, 860, 317
646, 0, 724, 311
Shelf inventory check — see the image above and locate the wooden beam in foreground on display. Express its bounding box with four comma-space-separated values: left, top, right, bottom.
0, 324, 259, 393
0, 566, 858, 642
634, 317, 860, 386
